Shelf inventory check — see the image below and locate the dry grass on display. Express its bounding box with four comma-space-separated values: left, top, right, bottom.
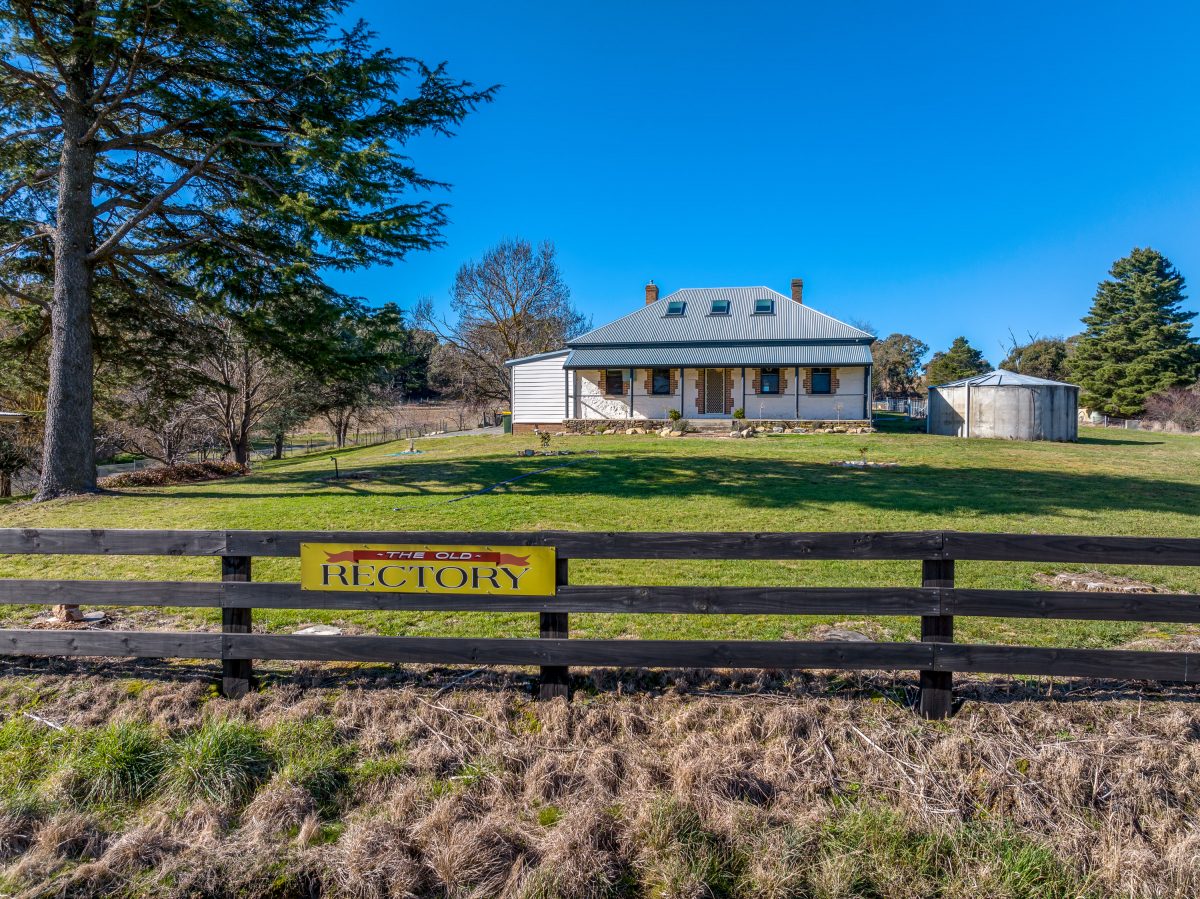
0, 665, 1195, 897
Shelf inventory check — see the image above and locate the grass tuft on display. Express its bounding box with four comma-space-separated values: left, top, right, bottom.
634, 797, 744, 899
67, 721, 165, 808
163, 719, 272, 806
266, 717, 351, 809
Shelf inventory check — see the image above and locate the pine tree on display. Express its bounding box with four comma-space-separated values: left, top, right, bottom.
0, 0, 494, 498
1069, 248, 1199, 417
926, 337, 990, 386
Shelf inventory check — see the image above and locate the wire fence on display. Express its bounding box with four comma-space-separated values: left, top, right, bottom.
6, 409, 506, 497
872, 397, 928, 418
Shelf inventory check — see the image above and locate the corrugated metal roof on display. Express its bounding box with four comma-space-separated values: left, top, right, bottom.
564, 344, 873, 369
932, 369, 1078, 389
504, 349, 570, 367
570, 287, 874, 345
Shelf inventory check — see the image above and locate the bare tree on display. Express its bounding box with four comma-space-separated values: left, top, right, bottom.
1144, 382, 1200, 432
416, 238, 588, 406
114, 384, 209, 465
190, 322, 293, 465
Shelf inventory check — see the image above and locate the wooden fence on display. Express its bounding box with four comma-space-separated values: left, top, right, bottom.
0, 529, 1198, 719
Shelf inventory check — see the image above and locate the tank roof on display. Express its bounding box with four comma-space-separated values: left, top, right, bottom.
932, 369, 1078, 389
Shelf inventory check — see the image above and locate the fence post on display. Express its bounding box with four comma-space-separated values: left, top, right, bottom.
221, 556, 253, 699
539, 557, 570, 700
919, 558, 954, 719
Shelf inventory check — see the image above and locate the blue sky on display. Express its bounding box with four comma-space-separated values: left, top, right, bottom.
326, 1, 1200, 363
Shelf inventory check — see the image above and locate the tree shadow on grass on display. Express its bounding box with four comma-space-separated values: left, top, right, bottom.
1077, 435, 1166, 447
4, 656, 1197, 709
124, 452, 1200, 520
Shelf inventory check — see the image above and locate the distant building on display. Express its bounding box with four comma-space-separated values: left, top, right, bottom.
506, 280, 875, 432
927, 370, 1078, 441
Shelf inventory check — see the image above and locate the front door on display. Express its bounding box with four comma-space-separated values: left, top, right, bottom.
704, 368, 726, 415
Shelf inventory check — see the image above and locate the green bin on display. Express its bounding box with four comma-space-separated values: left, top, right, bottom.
502, 411, 512, 434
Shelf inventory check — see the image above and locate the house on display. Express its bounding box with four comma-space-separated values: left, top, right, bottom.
506, 280, 875, 432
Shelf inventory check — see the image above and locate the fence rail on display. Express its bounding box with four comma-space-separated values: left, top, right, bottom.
0, 528, 1197, 718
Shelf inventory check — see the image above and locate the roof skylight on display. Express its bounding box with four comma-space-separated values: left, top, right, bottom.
709, 299, 730, 315
753, 298, 775, 315
665, 300, 686, 316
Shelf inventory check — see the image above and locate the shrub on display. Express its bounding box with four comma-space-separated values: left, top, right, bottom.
733, 407, 745, 420
1143, 383, 1200, 432
667, 409, 682, 422
164, 720, 272, 806
68, 722, 165, 807
98, 460, 247, 489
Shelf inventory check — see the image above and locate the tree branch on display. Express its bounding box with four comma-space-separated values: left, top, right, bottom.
0, 231, 53, 258
88, 142, 224, 261
0, 59, 62, 111
0, 167, 59, 206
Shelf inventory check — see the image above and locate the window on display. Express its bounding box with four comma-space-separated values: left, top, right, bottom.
665, 300, 686, 316
759, 367, 780, 395
604, 369, 624, 396
651, 368, 672, 395
810, 367, 832, 395
753, 298, 775, 315
709, 299, 730, 315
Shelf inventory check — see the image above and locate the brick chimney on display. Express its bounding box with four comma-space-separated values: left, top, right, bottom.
790, 278, 804, 304
645, 281, 659, 305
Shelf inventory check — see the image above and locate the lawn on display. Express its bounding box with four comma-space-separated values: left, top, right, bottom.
2, 427, 1199, 649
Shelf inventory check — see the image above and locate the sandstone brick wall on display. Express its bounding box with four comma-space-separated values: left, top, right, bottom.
751, 367, 789, 394
802, 367, 840, 394
598, 370, 629, 396
642, 368, 678, 396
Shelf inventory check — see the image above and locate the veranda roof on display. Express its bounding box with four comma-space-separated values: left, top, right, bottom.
563, 343, 873, 369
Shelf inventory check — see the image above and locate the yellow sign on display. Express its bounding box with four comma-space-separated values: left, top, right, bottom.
299, 543, 557, 596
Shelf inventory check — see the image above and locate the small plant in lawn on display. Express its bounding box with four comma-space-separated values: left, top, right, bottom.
164, 719, 272, 806
536, 804, 562, 827
538, 430, 552, 450
858, 445, 870, 463
68, 721, 165, 807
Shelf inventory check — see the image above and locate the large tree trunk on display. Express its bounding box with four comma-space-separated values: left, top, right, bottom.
0, 473, 11, 499
272, 433, 284, 460
37, 93, 97, 500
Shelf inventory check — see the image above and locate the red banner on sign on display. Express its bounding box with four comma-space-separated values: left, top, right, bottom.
323, 549, 531, 567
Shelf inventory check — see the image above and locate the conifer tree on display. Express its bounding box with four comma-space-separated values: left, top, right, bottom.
926, 336, 990, 386
1070, 248, 1199, 417
0, 0, 494, 498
